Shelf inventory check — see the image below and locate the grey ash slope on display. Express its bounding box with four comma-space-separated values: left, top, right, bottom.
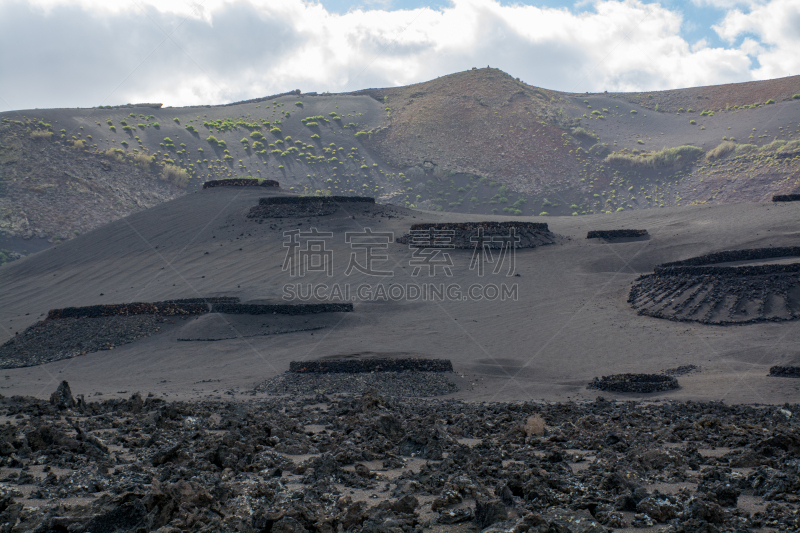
0, 187, 799, 403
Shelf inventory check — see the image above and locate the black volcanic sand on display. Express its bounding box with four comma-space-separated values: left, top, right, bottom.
1, 188, 800, 405
0, 385, 797, 532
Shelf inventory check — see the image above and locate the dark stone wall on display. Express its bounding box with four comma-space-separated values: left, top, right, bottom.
654, 263, 800, 277
629, 258, 800, 325
397, 221, 555, 249
588, 373, 679, 393
258, 196, 374, 205
47, 298, 239, 320
660, 247, 800, 268
289, 358, 453, 373
769, 366, 800, 378
409, 222, 548, 232
203, 179, 279, 189
586, 229, 648, 239
46, 299, 352, 320
772, 194, 800, 202
211, 303, 353, 315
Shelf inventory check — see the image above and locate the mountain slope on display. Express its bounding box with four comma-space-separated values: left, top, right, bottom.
1, 69, 799, 260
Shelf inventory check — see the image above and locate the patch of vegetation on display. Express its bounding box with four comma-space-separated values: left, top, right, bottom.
571, 127, 598, 140
605, 145, 704, 168
706, 141, 737, 160
30, 130, 52, 140
160, 164, 190, 187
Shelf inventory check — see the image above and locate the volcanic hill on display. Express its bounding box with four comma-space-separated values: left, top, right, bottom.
1, 69, 799, 263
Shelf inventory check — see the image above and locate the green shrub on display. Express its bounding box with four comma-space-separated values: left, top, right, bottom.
173, 118, 180, 123
310, 134, 320, 139
690, 120, 696, 125
305, 122, 318, 127
109, 125, 116, 132
270, 127, 281, 135
295, 101, 303, 106
765, 99, 775, 104
185, 125, 197, 134
250, 131, 265, 140
355, 131, 369, 138
630, 110, 637, 114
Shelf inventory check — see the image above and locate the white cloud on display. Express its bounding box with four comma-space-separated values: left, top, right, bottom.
714, 0, 800, 78
0, 0, 789, 111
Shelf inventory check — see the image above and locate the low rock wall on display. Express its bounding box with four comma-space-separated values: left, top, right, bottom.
203, 179, 279, 189
588, 373, 679, 393
211, 303, 353, 315
661, 247, 800, 268
289, 358, 453, 373
397, 221, 554, 249
587, 229, 648, 239
47, 297, 240, 320
258, 196, 374, 205
769, 366, 800, 378
772, 194, 800, 202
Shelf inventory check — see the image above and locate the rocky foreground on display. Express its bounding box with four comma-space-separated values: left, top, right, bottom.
0, 383, 797, 533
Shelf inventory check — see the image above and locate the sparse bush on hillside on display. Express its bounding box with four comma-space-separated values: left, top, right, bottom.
270, 127, 281, 135
734, 144, 757, 153
570, 127, 597, 140
765, 99, 775, 104
73, 140, 86, 150
160, 164, 190, 187
185, 125, 198, 134
103, 148, 125, 162
760, 139, 786, 152
604, 145, 704, 168
689, 120, 697, 125
777, 139, 800, 155
30, 130, 52, 140
707, 141, 737, 160
133, 153, 155, 167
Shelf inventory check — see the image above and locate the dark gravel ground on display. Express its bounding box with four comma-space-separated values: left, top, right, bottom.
0, 316, 164, 369
0, 383, 796, 532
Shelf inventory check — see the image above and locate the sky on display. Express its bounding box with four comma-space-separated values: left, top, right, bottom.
0, 0, 798, 111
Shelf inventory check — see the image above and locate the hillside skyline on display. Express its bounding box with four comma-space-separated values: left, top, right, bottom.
2, 0, 798, 112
